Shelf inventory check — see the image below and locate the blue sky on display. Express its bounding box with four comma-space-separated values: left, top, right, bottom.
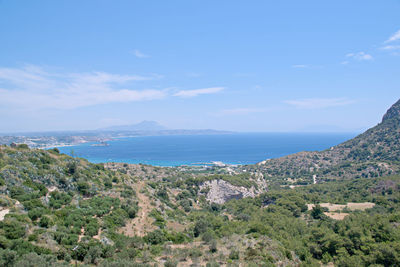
0, 0, 399, 132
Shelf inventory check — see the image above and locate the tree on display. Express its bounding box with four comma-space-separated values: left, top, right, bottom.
145, 230, 166, 245
194, 219, 209, 237
1, 219, 25, 239
311, 205, 325, 219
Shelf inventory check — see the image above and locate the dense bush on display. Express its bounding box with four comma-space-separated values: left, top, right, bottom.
0, 219, 26, 239
144, 230, 166, 245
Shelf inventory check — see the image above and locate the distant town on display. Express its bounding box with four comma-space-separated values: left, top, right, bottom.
0, 121, 232, 148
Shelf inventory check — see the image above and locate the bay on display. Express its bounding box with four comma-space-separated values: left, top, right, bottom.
56, 133, 356, 166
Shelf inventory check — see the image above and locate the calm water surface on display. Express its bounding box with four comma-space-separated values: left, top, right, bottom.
56, 133, 356, 166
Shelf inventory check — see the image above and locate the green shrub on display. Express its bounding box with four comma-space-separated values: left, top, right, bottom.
49, 191, 72, 209
145, 230, 166, 245
201, 230, 215, 243
0, 219, 25, 239
39, 216, 52, 228
164, 258, 178, 267
48, 148, 60, 154
28, 208, 45, 221
77, 181, 90, 195
194, 218, 209, 237
229, 249, 240, 260
209, 239, 217, 253
16, 144, 29, 150
104, 208, 128, 228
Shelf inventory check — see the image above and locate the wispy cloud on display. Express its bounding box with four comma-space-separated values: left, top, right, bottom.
0, 65, 165, 110
131, 49, 150, 58
292, 64, 308, 68
380, 45, 400, 51
384, 29, 400, 43
284, 98, 355, 109
217, 107, 269, 116
345, 52, 373, 61
174, 87, 224, 98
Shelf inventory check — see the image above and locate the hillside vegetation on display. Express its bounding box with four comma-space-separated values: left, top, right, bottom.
0, 144, 399, 266
0, 99, 400, 266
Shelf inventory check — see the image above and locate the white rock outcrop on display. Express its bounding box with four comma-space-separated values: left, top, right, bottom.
200, 173, 267, 204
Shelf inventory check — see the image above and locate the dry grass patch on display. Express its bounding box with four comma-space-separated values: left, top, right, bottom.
324, 212, 349, 220
307, 202, 375, 220
307, 202, 375, 212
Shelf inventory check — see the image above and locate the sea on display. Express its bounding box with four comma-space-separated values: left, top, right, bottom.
56, 133, 357, 167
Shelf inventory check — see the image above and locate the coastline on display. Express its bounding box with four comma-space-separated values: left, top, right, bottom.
54, 133, 355, 167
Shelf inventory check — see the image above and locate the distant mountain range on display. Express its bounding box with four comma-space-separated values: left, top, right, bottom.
97, 120, 232, 136
98, 120, 167, 132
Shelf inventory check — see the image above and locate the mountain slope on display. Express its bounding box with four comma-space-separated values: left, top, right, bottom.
248, 99, 400, 185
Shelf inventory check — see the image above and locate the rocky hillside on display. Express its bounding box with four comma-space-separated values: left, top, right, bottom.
246, 99, 400, 185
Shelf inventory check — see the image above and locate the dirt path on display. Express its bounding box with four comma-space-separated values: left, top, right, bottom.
93, 228, 102, 240
78, 228, 85, 242
120, 180, 155, 237
45, 186, 57, 203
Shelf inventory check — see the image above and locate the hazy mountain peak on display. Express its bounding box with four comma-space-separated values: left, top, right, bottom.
100, 120, 167, 131
134, 120, 166, 129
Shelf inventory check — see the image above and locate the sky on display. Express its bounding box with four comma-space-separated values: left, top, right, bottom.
0, 0, 399, 133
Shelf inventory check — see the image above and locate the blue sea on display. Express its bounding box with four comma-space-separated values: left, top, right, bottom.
56, 133, 356, 166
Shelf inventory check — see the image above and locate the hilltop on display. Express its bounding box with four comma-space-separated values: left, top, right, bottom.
246, 99, 400, 186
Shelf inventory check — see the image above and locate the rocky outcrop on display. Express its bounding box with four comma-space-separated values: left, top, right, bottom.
200, 173, 267, 204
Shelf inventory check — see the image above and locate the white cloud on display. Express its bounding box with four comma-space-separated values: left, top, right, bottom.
385, 29, 400, 43
70, 71, 152, 84
284, 98, 354, 109
217, 107, 268, 116
131, 49, 149, 58
173, 87, 224, 98
292, 64, 308, 68
380, 45, 400, 51
0, 65, 165, 110
346, 52, 373, 61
